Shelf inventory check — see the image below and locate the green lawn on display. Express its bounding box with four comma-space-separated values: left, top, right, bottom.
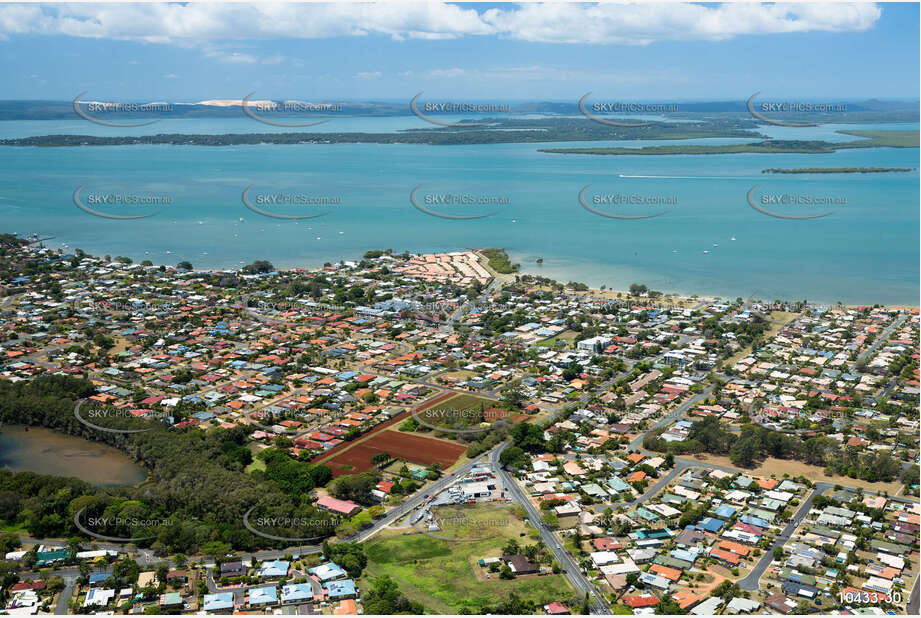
244, 460, 266, 473
420, 393, 498, 414
537, 331, 577, 348
361, 503, 573, 613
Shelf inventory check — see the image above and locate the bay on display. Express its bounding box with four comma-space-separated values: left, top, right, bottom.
0, 118, 916, 305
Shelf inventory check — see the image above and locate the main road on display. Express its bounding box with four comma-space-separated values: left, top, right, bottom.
491, 444, 611, 615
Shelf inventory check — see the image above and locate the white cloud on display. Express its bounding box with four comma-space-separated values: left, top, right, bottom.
355, 71, 382, 80
0, 3, 881, 46
482, 3, 882, 45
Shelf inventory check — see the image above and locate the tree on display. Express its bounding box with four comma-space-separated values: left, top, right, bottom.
729, 436, 758, 468
499, 446, 529, 469
362, 575, 424, 614
629, 283, 648, 297
501, 387, 526, 410
201, 541, 231, 563
242, 260, 274, 274
330, 472, 380, 506
655, 594, 683, 615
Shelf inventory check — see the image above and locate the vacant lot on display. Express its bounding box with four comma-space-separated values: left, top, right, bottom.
362, 503, 572, 613
318, 429, 467, 478
419, 392, 498, 415
537, 330, 578, 348
690, 453, 906, 494
415, 392, 501, 431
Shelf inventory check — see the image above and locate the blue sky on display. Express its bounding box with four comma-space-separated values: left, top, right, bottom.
0, 2, 917, 101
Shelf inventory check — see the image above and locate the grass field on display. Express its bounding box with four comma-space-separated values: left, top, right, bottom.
420, 392, 498, 414
439, 369, 477, 381
362, 503, 572, 613
537, 331, 578, 348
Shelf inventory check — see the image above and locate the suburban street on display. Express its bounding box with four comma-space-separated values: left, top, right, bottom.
491, 443, 611, 615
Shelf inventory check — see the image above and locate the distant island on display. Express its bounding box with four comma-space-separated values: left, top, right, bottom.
763, 167, 916, 174
0, 117, 761, 147
539, 130, 919, 156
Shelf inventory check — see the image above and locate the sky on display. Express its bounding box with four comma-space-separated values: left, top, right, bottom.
0, 2, 917, 101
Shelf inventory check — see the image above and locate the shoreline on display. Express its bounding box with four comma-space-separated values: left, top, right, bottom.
505, 251, 920, 310
32, 238, 919, 310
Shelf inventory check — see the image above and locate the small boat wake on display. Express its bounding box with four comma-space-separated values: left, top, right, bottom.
618, 174, 739, 179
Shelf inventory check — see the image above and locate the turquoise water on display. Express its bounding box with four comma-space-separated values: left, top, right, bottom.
0, 120, 917, 304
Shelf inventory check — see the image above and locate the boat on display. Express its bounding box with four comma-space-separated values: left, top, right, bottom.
730, 236, 736, 241
703, 250, 710, 254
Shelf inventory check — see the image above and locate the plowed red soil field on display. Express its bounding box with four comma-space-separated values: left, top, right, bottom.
318, 429, 466, 478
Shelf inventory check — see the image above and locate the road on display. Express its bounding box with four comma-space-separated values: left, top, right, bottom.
858, 313, 909, 362
491, 444, 611, 615
55, 575, 76, 614
908, 572, 920, 615
736, 484, 826, 591
624, 458, 718, 508
628, 383, 716, 451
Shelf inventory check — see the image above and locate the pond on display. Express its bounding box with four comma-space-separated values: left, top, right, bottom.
0, 425, 147, 486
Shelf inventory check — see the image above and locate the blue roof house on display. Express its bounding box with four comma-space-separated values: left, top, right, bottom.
203, 592, 234, 612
